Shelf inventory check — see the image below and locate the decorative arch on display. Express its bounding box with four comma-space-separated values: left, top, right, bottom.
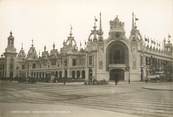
106, 40, 129, 71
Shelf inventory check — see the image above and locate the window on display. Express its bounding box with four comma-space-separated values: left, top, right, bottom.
59, 71, 62, 78
89, 56, 93, 65
55, 71, 57, 77
51, 60, 56, 65
64, 59, 67, 66
22, 65, 25, 69
82, 70, 85, 79
77, 71, 80, 79
72, 59, 76, 66
32, 63, 36, 69
64, 70, 67, 78
72, 71, 75, 79
10, 64, 13, 70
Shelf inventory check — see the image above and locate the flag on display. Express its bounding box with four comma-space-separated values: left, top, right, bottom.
135, 17, 139, 21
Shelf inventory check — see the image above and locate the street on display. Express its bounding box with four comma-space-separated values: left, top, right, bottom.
0, 81, 173, 117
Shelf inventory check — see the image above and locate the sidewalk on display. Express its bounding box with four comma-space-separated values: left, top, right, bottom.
143, 82, 173, 91
0, 102, 139, 117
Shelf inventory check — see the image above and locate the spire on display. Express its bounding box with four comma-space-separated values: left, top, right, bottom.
93, 16, 97, 30
69, 25, 73, 37
98, 12, 103, 41
131, 12, 139, 35
132, 12, 135, 30
44, 45, 46, 51
21, 43, 23, 49
99, 12, 102, 32
168, 34, 171, 43
10, 31, 13, 36
31, 39, 34, 47
39, 51, 40, 57
53, 43, 55, 49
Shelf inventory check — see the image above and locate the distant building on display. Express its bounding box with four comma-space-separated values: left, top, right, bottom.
0, 13, 173, 82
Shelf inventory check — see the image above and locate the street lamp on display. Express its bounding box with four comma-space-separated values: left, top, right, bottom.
125, 66, 130, 84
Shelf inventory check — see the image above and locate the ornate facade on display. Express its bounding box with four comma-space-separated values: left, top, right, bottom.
0, 13, 173, 82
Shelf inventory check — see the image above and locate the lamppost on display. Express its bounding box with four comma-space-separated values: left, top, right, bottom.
126, 66, 130, 84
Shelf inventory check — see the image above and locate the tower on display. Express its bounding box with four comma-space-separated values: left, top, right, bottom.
4, 31, 17, 78
98, 12, 103, 41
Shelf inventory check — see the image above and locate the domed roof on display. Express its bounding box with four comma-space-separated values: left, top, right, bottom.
18, 45, 26, 58
66, 36, 77, 47
61, 26, 78, 53
27, 43, 38, 60
50, 43, 58, 57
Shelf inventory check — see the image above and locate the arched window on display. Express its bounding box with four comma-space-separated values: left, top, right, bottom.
72, 71, 75, 79
32, 63, 36, 69
82, 70, 85, 79
55, 71, 58, 77
64, 70, 67, 78
77, 71, 80, 79
59, 71, 62, 78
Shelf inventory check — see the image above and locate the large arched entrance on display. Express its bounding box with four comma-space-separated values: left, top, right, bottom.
106, 41, 129, 81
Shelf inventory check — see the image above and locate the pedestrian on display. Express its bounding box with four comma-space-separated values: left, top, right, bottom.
63, 76, 66, 85
128, 78, 130, 84
115, 77, 118, 85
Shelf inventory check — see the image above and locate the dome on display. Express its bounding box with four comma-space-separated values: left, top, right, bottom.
50, 43, 58, 57
88, 30, 99, 41
18, 48, 26, 58
66, 37, 77, 47
27, 45, 38, 60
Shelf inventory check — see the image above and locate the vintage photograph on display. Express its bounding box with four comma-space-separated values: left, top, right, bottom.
0, 0, 173, 117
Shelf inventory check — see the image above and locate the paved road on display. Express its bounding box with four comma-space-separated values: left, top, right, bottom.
0, 81, 173, 117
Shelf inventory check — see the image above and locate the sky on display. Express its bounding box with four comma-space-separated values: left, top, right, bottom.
0, 0, 173, 55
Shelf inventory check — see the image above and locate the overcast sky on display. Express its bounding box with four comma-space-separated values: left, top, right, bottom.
0, 0, 173, 55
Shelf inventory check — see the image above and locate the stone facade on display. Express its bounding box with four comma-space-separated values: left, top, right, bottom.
0, 13, 173, 82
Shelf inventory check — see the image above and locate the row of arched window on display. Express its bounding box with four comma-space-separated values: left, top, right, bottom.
30, 70, 85, 79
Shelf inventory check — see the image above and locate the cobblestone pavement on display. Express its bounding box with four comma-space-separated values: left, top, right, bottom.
0, 81, 173, 117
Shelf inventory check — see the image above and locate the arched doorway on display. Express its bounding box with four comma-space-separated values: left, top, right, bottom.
106, 41, 129, 81
110, 69, 124, 81
82, 70, 85, 79
77, 71, 80, 79
72, 71, 75, 79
